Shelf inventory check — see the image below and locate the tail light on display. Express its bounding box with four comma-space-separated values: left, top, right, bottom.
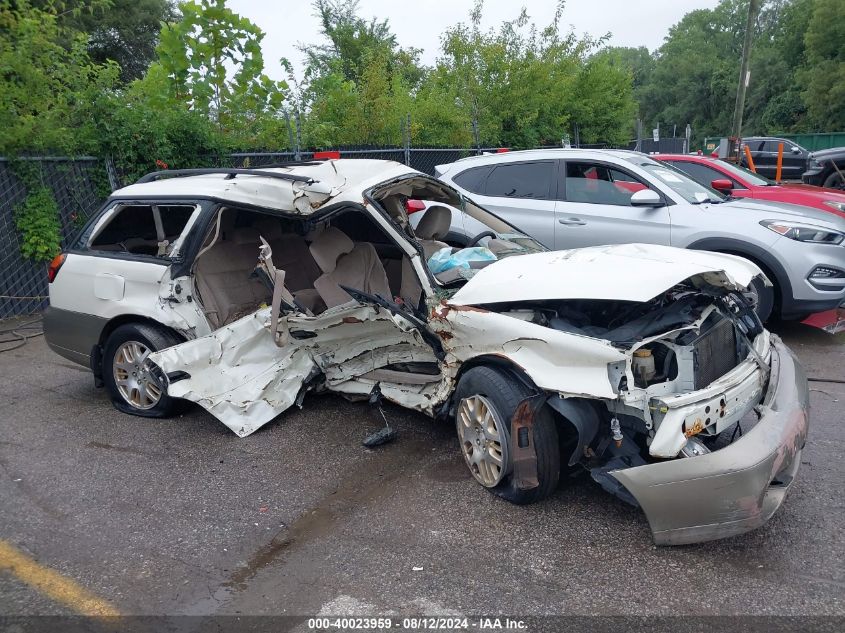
47, 253, 66, 283
405, 199, 426, 214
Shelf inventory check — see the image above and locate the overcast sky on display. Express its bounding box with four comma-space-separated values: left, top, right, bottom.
226, 0, 721, 80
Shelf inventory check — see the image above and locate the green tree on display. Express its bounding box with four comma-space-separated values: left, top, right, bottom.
634, 2, 745, 140
798, 0, 845, 130
0, 0, 120, 155
630, 0, 845, 140
305, 0, 422, 88
31, 0, 177, 83
594, 46, 656, 118
154, 0, 287, 140
298, 0, 423, 147
428, 1, 634, 147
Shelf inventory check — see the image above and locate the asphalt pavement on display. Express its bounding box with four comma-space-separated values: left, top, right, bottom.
0, 319, 843, 624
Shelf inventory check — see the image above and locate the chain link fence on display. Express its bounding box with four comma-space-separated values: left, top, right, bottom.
0, 157, 108, 319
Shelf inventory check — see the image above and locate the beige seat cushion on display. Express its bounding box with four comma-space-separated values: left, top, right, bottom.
309, 227, 392, 309
252, 218, 322, 292
194, 227, 271, 328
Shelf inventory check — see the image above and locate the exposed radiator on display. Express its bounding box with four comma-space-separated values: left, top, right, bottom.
693, 318, 740, 390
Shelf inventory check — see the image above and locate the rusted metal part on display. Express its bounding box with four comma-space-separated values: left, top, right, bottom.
510, 397, 542, 491
684, 418, 706, 438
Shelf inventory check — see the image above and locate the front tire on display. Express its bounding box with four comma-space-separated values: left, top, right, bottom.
748, 274, 774, 323
823, 171, 844, 190
454, 366, 560, 504
102, 323, 182, 418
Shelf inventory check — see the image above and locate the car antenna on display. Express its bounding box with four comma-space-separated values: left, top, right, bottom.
362, 385, 397, 448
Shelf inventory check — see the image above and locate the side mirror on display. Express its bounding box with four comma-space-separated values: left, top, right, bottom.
630, 189, 663, 207
710, 179, 733, 193
791, 146, 802, 155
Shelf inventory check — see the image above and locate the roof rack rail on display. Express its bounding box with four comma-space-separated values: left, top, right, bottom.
135, 168, 318, 185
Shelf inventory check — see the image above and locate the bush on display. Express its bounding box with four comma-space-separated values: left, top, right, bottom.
15, 187, 62, 263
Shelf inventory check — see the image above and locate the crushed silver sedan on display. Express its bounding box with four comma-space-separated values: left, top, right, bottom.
44, 160, 809, 545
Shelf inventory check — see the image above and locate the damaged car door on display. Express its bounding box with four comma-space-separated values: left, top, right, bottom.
148, 246, 443, 437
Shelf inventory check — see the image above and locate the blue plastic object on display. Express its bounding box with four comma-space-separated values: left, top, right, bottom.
427, 247, 497, 274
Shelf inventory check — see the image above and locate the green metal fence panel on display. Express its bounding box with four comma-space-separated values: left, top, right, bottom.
704, 133, 845, 153
779, 133, 845, 151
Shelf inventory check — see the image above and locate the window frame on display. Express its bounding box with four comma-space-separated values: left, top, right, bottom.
666, 160, 747, 191
72, 198, 205, 266
560, 159, 666, 207
482, 160, 557, 201
452, 165, 494, 195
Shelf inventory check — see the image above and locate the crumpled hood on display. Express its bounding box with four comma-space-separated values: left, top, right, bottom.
449, 243, 763, 306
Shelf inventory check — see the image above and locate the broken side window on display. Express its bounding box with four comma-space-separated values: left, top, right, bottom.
89, 204, 194, 257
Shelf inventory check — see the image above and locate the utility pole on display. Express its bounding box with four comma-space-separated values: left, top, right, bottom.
731, 0, 762, 144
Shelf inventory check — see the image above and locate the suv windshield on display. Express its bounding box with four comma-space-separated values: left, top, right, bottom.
625, 156, 726, 204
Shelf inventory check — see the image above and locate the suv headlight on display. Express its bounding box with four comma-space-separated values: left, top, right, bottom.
823, 201, 845, 213
760, 220, 845, 244
809, 158, 824, 170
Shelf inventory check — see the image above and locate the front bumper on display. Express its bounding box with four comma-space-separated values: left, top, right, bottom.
610, 336, 808, 546
801, 168, 824, 186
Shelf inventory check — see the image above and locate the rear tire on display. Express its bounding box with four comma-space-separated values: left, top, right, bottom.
454, 366, 560, 504
102, 323, 183, 418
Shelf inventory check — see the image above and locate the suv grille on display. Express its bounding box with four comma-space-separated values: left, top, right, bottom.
693, 318, 740, 389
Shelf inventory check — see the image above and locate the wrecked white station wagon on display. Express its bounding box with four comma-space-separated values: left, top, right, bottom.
44, 160, 809, 545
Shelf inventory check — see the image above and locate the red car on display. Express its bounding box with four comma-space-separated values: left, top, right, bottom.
656, 154, 845, 219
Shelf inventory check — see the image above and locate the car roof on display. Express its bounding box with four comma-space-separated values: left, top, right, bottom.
436, 148, 649, 174
742, 136, 793, 142
653, 154, 710, 161
110, 159, 419, 214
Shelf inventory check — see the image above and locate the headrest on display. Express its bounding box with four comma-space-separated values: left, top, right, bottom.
309, 227, 354, 273
233, 227, 260, 245
252, 217, 283, 241
415, 205, 452, 240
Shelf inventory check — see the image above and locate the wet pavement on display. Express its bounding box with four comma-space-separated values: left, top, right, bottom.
0, 320, 843, 619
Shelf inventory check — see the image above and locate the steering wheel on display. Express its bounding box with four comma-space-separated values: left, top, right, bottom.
466, 230, 497, 247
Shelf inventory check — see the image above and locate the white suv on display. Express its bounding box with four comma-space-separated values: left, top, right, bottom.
43, 160, 808, 545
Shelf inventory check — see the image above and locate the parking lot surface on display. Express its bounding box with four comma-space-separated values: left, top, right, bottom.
0, 319, 843, 620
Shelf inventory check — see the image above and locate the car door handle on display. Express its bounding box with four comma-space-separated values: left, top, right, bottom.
558, 217, 586, 226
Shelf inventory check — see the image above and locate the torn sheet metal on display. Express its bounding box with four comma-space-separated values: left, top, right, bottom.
431, 302, 627, 400
150, 308, 316, 436
150, 303, 444, 436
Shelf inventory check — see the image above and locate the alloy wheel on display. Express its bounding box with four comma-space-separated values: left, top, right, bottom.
112, 341, 162, 410
457, 394, 509, 487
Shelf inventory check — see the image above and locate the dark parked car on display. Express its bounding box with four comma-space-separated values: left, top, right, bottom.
739, 136, 809, 181
803, 147, 845, 190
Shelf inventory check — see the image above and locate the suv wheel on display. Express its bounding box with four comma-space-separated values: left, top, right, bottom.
102, 323, 182, 418
454, 366, 560, 504
823, 172, 844, 190
747, 275, 774, 323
